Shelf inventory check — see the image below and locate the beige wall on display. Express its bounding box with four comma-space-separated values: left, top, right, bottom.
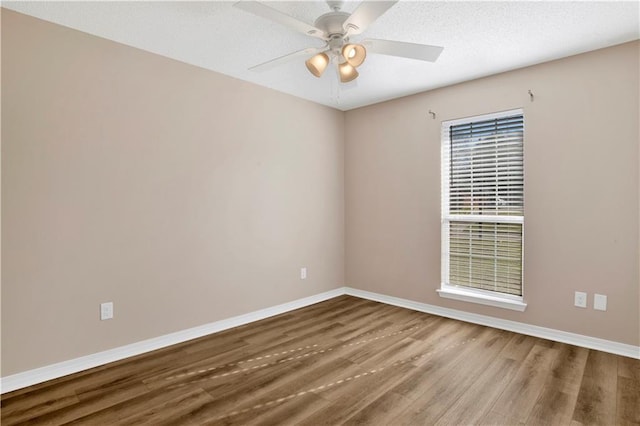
1, 10, 345, 376
346, 41, 640, 346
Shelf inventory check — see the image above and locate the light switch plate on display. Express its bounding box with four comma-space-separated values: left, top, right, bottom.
100, 302, 114, 320
594, 294, 607, 311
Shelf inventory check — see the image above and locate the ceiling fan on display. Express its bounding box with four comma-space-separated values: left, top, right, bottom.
234, 0, 444, 83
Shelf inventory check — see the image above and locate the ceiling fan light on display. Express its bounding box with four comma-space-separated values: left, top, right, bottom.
305, 52, 329, 77
338, 61, 359, 83
342, 43, 366, 67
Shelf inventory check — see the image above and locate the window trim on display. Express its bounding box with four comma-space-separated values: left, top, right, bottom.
437, 286, 527, 311
439, 108, 527, 312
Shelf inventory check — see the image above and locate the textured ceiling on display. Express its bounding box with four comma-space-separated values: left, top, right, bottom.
3, 1, 639, 111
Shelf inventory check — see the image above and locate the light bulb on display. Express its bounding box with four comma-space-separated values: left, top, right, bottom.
341, 44, 366, 68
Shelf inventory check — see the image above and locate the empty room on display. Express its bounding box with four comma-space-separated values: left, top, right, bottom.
1, 1, 639, 424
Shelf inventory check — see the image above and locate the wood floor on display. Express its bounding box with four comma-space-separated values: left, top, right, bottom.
2, 295, 639, 425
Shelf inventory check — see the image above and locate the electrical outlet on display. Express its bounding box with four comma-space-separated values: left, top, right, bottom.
594, 294, 607, 311
574, 291, 587, 308
100, 302, 114, 320
300, 267, 307, 280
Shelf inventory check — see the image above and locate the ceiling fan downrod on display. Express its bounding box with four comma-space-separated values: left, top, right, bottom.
325, 1, 345, 12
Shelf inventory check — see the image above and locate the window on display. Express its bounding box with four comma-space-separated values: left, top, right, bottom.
439, 109, 526, 311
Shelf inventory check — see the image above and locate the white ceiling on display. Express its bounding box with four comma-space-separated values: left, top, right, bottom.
3, 1, 639, 111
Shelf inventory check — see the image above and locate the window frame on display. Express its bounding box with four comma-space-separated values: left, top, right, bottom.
438, 109, 527, 312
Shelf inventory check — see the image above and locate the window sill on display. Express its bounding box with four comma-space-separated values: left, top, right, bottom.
437, 287, 527, 312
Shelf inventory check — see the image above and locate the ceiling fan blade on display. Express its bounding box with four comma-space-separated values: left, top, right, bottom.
362, 39, 444, 62
234, 1, 326, 40
342, 1, 398, 36
249, 47, 324, 72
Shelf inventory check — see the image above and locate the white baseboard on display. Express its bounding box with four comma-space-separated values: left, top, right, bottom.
344, 287, 640, 360
3, 285, 638, 394
0, 287, 346, 394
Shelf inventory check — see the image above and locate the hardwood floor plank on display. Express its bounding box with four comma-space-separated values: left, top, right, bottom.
384, 322, 487, 404
526, 344, 590, 425
616, 376, 640, 425
527, 389, 577, 426
331, 307, 426, 342
497, 333, 539, 361
480, 343, 559, 424
393, 327, 512, 425
477, 410, 513, 426
340, 389, 415, 426
10, 381, 149, 425
115, 388, 215, 425
617, 355, 640, 425
571, 350, 618, 425
618, 355, 640, 381
0, 391, 80, 425
433, 356, 518, 425
64, 386, 207, 425
178, 333, 251, 356
243, 393, 330, 426
296, 362, 418, 426
340, 327, 428, 368
407, 315, 454, 341
142, 340, 256, 387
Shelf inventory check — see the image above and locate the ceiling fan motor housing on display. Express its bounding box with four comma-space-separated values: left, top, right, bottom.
314, 11, 350, 39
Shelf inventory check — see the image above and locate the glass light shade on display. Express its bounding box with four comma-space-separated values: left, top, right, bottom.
305, 53, 330, 78
338, 61, 359, 83
342, 44, 366, 67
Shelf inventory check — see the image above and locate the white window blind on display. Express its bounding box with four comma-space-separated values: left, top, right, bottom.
442, 110, 524, 298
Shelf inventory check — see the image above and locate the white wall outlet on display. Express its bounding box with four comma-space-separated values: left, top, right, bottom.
300, 267, 307, 280
574, 291, 587, 308
594, 294, 607, 311
100, 302, 114, 320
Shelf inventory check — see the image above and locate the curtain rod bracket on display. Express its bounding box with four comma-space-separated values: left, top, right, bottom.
428, 110, 436, 119
528, 90, 534, 102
